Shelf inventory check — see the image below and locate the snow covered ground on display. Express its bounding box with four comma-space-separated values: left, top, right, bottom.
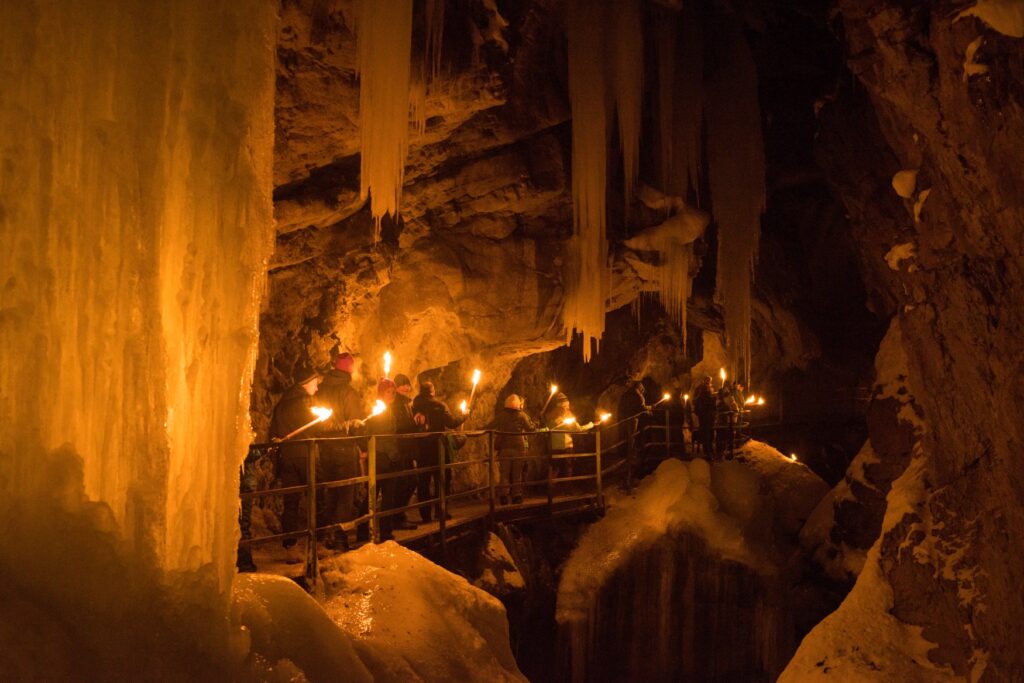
557, 441, 827, 624
232, 542, 526, 682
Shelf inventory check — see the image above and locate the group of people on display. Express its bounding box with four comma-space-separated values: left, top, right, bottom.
689, 376, 748, 458
238, 354, 750, 570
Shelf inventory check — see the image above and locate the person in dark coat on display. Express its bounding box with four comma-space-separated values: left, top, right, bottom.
316, 352, 365, 549
412, 380, 466, 522
268, 364, 323, 554
692, 375, 717, 459
363, 378, 404, 540
617, 380, 651, 462
493, 394, 535, 505
391, 373, 419, 530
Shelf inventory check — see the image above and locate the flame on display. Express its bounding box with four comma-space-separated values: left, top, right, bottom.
662, 392, 670, 401
371, 400, 386, 417
745, 395, 756, 405
683, 393, 690, 402
550, 384, 558, 395
383, 351, 392, 376
561, 416, 577, 426
459, 400, 468, 415
790, 452, 798, 461
719, 368, 727, 382
756, 396, 765, 406
310, 406, 333, 422
471, 368, 481, 386
598, 412, 612, 423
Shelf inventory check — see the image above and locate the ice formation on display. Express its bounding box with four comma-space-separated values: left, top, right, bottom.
611, 0, 644, 206
663, 2, 704, 199
321, 542, 527, 682
358, 0, 414, 236
411, 0, 446, 135
706, 17, 765, 383
0, 0, 275, 676
557, 447, 825, 682
564, 0, 611, 360
654, 6, 678, 190
956, 0, 1024, 38
892, 168, 919, 198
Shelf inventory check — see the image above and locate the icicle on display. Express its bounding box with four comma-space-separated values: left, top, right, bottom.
410, 0, 445, 136
357, 0, 413, 238
673, 2, 704, 199
425, 0, 445, 86
565, 0, 610, 361
654, 6, 677, 194
706, 18, 765, 384
611, 0, 644, 207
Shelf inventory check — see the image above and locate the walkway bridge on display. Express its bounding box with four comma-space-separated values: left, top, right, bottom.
240, 408, 746, 583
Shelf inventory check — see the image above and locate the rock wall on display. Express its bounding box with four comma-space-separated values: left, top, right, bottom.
786, 2, 1024, 679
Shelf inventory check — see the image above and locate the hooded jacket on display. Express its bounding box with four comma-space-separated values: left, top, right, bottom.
493, 407, 535, 452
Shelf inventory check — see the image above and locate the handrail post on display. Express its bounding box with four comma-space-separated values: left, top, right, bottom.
305, 441, 319, 584
438, 438, 447, 558
487, 431, 496, 520
546, 440, 554, 514
665, 406, 671, 460
595, 429, 604, 513
368, 436, 378, 543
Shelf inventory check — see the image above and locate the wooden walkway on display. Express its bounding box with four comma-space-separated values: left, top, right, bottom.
251, 491, 602, 580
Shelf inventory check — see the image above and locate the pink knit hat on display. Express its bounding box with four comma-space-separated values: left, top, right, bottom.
333, 352, 355, 373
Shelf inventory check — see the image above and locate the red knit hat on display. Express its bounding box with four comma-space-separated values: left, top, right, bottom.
377, 377, 396, 397
333, 352, 355, 373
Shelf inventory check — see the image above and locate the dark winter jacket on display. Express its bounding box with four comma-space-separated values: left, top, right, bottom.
617, 387, 650, 421
317, 370, 364, 434
269, 384, 322, 461
693, 385, 717, 419
363, 404, 400, 467
411, 393, 465, 432
493, 407, 535, 452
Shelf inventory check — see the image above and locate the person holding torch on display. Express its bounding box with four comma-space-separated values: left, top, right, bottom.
543, 392, 594, 486
268, 363, 326, 558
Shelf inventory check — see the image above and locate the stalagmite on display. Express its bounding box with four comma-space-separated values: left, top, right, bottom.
565, 0, 611, 360
706, 18, 765, 383
0, 0, 275, 674
611, 0, 644, 207
358, 0, 414, 237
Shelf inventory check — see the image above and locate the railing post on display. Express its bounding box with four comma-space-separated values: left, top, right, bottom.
546, 440, 554, 513
487, 431, 496, 519
438, 438, 447, 557
595, 429, 604, 513
368, 436, 378, 543
305, 441, 319, 583
665, 406, 671, 460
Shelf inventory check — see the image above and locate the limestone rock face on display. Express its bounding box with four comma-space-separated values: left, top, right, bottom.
787, 2, 1024, 678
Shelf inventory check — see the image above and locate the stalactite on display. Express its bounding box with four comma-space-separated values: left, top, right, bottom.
611, 0, 644, 207
357, 0, 413, 238
411, 0, 445, 136
565, 0, 610, 360
673, 2, 704, 200
654, 7, 677, 196
706, 18, 765, 384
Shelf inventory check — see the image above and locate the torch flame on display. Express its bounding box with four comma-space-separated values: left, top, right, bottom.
598, 412, 612, 423
719, 368, 727, 382
790, 453, 798, 462
459, 400, 469, 415
383, 351, 392, 377
561, 416, 577, 426
662, 392, 671, 401
371, 400, 386, 417
550, 384, 558, 395
683, 393, 690, 402
471, 368, 481, 386
745, 395, 756, 405
310, 406, 333, 422
757, 397, 765, 406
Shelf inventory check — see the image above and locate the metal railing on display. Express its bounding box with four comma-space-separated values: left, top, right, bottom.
238, 414, 657, 582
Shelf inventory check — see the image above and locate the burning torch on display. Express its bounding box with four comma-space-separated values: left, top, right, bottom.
383, 351, 392, 379
540, 384, 558, 416
467, 368, 482, 407
276, 406, 334, 442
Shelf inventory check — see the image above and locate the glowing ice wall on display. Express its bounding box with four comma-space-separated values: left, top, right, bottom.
611, 0, 644, 207
358, 0, 414, 237
0, 0, 275, 598
706, 19, 764, 382
565, 0, 611, 360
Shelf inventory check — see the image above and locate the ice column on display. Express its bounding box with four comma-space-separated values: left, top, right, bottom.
358, 0, 414, 237
0, 0, 275, 593
565, 0, 611, 360
706, 19, 765, 383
